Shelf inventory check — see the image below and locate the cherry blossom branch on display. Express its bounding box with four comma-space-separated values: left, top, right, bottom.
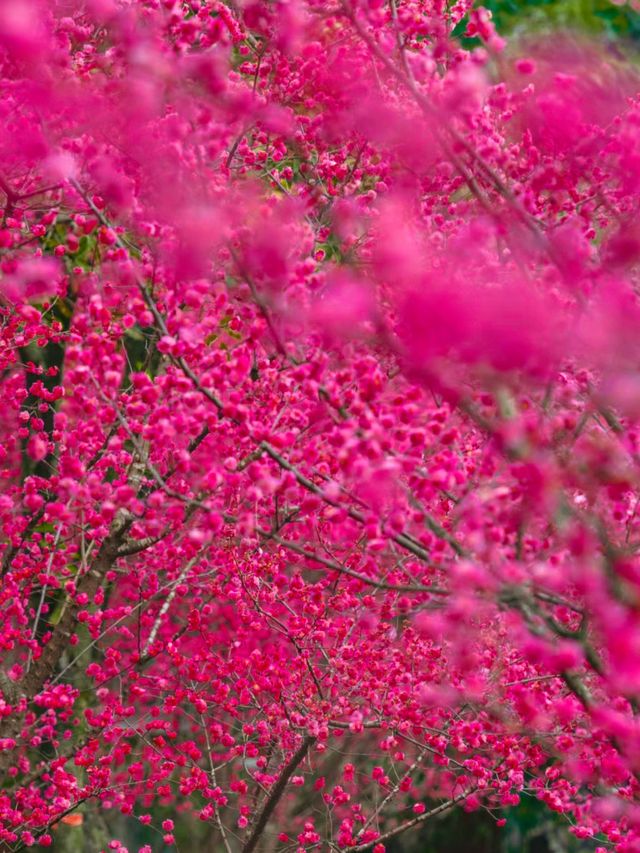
269, 533, 447, 595
346, 788, 478, 852
241, 735, 316, 853
142, 555, 200, 657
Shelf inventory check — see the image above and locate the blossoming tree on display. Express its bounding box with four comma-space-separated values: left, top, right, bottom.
2, 1, 640, 851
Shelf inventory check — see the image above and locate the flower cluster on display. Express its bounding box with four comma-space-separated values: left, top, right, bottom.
1, 1, 640, 852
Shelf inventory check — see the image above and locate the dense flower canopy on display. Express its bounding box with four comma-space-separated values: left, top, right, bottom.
2, 1, 640, 852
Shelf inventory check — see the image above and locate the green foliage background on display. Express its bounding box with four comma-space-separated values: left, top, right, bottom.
483, 0, 640, 41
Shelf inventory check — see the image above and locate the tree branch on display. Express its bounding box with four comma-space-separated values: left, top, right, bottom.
241, 735, 316, 853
